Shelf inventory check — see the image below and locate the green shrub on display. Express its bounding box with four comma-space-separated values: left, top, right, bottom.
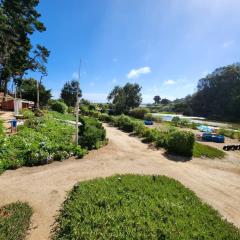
152, 115, 162, 123
0, 202, 32, 240
0, 120, 5, 136
53, 175, 240, 240
166, 130, 195, 156
78, 117, 106, 150
114, 115, 135, 132
142, 128, 160, 143
171, 116, 181, 126
68, 106, 75, 114
179, 118, 191, 127
72, 146, 88, 158
34, 108, 45, 117
98, 113, 113, 123
53, 151, 69, 161
133, 121, 147, 137
144, 113, 154, 121
217, 128, 240, 140
22, 109, 35, 119
155, 131, 168, 148
129, 107, 150, 119
51, 101, 68, 113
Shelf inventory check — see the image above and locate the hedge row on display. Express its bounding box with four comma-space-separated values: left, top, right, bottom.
83, 110, 195, 157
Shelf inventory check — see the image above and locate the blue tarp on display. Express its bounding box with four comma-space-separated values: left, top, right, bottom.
197, 125, 214, 133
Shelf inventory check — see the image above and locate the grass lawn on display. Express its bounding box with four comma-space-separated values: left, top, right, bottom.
0, 202, 32, 240
193, 142, 226, 159
53, 175, 239, 240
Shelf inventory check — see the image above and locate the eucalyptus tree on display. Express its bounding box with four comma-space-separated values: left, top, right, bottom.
0, 0, 49, 95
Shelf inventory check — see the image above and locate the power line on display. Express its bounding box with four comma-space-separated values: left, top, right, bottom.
75, 60, 81, 145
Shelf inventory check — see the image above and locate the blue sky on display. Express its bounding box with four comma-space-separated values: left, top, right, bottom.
31, 0, 240, 103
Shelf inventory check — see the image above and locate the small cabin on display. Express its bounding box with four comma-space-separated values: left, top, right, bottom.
0, 92, 34, 114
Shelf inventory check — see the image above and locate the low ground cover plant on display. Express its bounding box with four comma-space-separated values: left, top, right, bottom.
53, 175, 240, 240
48, 111, 75, 121
193, 142, 225, 159
0, 202, 32, 240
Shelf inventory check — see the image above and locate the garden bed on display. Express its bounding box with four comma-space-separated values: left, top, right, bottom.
53, 175, 240, 239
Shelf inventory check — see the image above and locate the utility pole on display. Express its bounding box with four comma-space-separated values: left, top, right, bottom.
75, 61, 81, 145
37, 76, 43, 109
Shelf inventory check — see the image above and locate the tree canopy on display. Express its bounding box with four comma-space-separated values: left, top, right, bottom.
153, 95, 161, 104
190, 64, 240, 121
108, 83, 142, 114
0, 0, 49, 95
60, 80, 82, 107
20, 78, 51, 107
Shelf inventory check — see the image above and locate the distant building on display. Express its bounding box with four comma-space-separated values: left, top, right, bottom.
0, 92, 34, 114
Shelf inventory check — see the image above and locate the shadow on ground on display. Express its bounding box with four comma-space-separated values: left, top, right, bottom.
163, 152, 192, 162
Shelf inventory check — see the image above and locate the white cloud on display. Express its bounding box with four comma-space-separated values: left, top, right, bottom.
89, 82, 95, 87
164, 79, 176, 85
223, 40, 234, 48
127, 67, 151, 79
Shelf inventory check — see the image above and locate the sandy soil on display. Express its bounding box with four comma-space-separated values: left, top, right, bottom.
0, 110, 15, 133
0, 124, 240, 239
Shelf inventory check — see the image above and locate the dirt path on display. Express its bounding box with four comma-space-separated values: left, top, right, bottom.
0, 124, 240, 239
0, 110, 15, 133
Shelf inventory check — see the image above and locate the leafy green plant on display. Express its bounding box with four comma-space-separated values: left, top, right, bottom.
144, 113, 154, 121
78, 117, 106, 150
51, 101, 68, 113
53, 175, 240, 240
171, 116, 181, 126
98, 113, 113, 123
166, 130, 195, 157
217, 128, 240, 140
115, 115, 135, 132
193, 142, 225, 159
22, 109, 35, 119
48, 111, 75, 121
0, 120, 5, 136
0, 115, 89, 173
0, 202, 32, 240
133, 121, 147, 137
72, 146, 88, 158
142, 128, 160, 143
129, 107, 150, 119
